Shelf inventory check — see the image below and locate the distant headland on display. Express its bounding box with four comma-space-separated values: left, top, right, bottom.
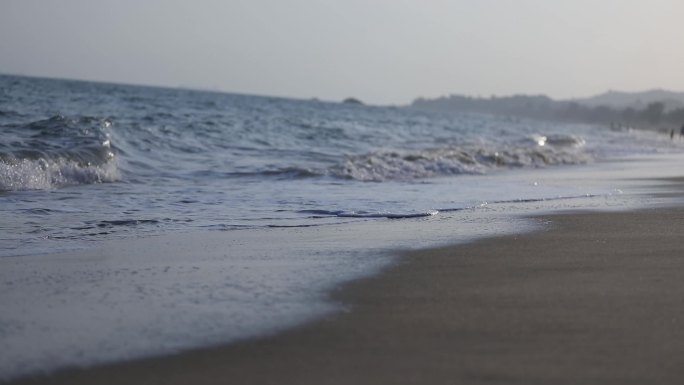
410, 90, 684, 129
342, 97, 364, 105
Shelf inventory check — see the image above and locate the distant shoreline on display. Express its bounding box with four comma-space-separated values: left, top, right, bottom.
410, 91, 684, 131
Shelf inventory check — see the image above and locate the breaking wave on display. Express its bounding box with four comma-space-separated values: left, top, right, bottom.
331, 134, 589, 181
216, 134, 590, 182
0, 111, 592, 189
0, 115, 120, 191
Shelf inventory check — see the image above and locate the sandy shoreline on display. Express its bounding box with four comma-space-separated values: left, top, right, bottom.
10, 205, 684, 384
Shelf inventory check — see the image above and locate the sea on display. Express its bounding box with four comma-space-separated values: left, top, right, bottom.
1, 74, 683, 379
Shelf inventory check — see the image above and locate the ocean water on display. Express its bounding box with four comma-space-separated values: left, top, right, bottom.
1, 74, 683, 379
2, 75, 679, 256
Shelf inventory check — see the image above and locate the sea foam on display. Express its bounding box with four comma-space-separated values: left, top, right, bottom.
0, 115, 120, 191
0, 157, 119, 191
332, 137, 590, 181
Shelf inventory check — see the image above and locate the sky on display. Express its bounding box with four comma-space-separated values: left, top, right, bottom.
1, 0, 684, 105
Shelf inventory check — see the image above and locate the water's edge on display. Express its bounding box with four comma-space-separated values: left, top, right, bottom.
4, 153, 684, 381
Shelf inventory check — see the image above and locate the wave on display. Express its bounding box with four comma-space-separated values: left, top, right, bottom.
331, 135, 590, 181
0, 115, 120, 191
0, 112, 593, 189
0, 157, 119, 191
197, 134, 590, 183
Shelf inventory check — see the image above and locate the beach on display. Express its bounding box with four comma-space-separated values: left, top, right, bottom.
2, 1, 684, 382
4, 75, 684, 384
11, 200, 684, 384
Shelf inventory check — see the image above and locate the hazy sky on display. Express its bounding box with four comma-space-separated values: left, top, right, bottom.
1, 0, 683, 104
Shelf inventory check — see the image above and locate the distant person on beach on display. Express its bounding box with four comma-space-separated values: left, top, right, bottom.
671, 129, 675, 140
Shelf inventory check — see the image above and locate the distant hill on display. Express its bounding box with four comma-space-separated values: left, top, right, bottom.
571, 90, 684, 112
410, 90, 684, 128
342, 97, 364, 105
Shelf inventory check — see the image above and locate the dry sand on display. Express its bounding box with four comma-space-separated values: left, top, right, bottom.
12, 207, 684, 384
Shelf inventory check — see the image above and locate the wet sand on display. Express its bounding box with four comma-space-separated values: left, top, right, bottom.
13, 207, 684, 384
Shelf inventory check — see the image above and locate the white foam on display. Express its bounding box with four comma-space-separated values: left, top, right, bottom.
333, 143, 592, 181
0, 157, 119, 191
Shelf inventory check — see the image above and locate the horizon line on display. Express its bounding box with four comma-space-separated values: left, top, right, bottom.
2, 72, 682, 107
